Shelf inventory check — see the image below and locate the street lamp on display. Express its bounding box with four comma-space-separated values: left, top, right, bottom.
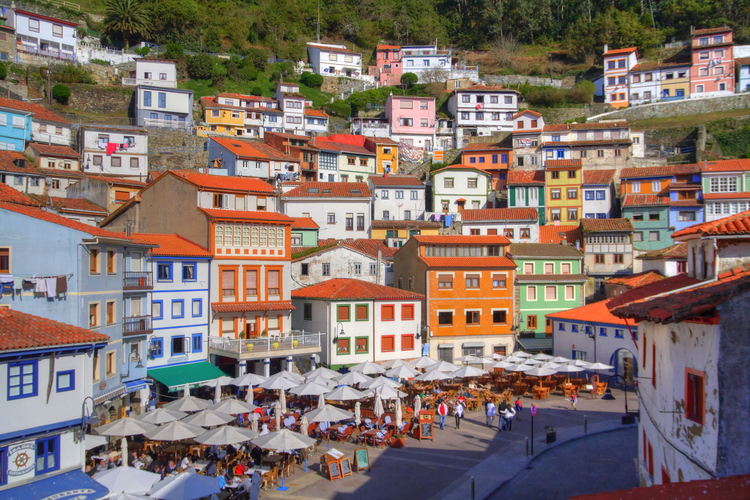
587, 323, 597, 363
75, 396, 100, 442
332, 322, 345, 345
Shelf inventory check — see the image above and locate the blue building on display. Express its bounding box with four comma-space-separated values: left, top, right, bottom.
0, 103, 31, 151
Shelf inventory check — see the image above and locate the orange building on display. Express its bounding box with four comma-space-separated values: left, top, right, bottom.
458, 142, 513, 191
393, 235, 517, 361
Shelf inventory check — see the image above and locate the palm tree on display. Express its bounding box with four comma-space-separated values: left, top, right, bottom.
103, 0, 153, 53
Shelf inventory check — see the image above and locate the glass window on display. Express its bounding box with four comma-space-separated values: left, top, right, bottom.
36, 436, 60, 474
381, 304, 395, 321
157, 262, 172, 281
8, 360, 38, 400
172, 300, 184, 318
355, 337, 368, 353
438, 311, 453, 325
182, 263, 196, 281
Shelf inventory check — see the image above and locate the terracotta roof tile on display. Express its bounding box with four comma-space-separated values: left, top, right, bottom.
0, 309, 108, 351
430, 165, 492, 175
546, 299, 630, 326
542, 139, 632, 147
604, 270, 664, 287
419, 256, 517, 268
0, 151, 42, 175
580, 218, 633, 233
0, 97, 71, 125
211, 301, 295, 313
583, 169, 615, 185
539, 225, 581, 245
701, 159, 750, 172
311, 239, 398, 260
507, 169, 544, 185
692, 27, 732, 36
571, 473, 750, 500
282, 182, 371, 198
198, 208, 294, 224
512, 110, 542, 118
622, 194, 671, 207
703, 192, 750, 200
370, 220, 441, 229
569, 121, 629, 130
603, 47, 638, 56
292, 278, 424, 300
84, 175, 147, 188
312, 137, 374, 156
508, 243, 583, 258
545, 159, 582, 168
291, 217, 319, 229
462, 208, 539, 222
132, 233, 212, 257
368, 175, 423, 187
40, 168, 85, 179
607, 273, 700, 310
620, 166, 674, 178
307, 43, 360, 55
412, 235, 510, 245
0, 184, 42, 206
42, 196, 108, 215
162, 170, 276, 194
304, 108, 329, 118
456, 85, 516, 93
28, 143, 80, 158
210, 137, 299, 162
671, 209, 750, 239
636, 242, 688, 260
0, 202, 132, 240
543, 124, 569, 132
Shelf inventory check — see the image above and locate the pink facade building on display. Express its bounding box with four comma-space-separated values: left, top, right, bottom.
690, 27, 734, 97
385, 95, 436, 150
374, 45, 403, 86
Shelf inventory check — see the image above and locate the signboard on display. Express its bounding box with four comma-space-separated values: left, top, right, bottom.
7, 441, 36, 479
433, 151, 444, 161
327, 460, 342, 481
416, 410, 435, 441
517, 139, 534, 148
530, 405, 537, 417
354, 448, 369, 471
340, 458, 352, 477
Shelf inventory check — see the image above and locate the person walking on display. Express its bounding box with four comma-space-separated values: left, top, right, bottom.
486, 400, 496, 428
514, 397, 523, 421
437, 401, 449, 430
499, 405, 510, 431
506, 406, 516, 431
454, 400, 464, 429
569, 393, 578, 411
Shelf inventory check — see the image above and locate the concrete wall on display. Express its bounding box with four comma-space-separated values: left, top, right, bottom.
589, 93, 750, 123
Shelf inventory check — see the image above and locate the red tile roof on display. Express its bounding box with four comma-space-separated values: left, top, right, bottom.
84, 175, 147, 188
611, 267, 750, 324
368, 175, 423, 187
292, 278, 424, 300
28, 143, 80, 158
412, 235, 510, 245
703, 192, 750, 200
307, 43, 360, 55
461, 142, 512, 152
40, 168, 84, 179
312, 239, 398, 260
0, 309, 108, 351
132, 233, 212, 257
198, 208, 294, 224
622, 194, 671, 207
544, 124, 569, 132
455, 85, 516, 93
211, 301, 295, 313
43, 196, 108, 215
692, 27, 732, 36
304, 108, 329, 118
571, 473, 750, 500
377, 45, 401, 50
701, 159, 750, 172
291, 217, 319, 229
430, 165, 492, 176
0, 202, 132, 240
282, 182, 371, 198
580, 218, 633, 233
312, 137, 374, 156
162, 170, 276, 194
512, 110, 542, 118
507, 169, 544, 185
539, 225, 581, 245
620, 166, 674, 178
583, 169, 615, 185
604, 270, 664, 287
546, 299, 630, 326
0, 151, 42, 175
569, 121, 629, 130
210, 137, 299, 162
15, 9, 78, 27
637, 242, 688, 260
461, 208, 539, 222
603, 47, 637, 56
0, 97, 71, 125
545, 159, 582, 169
419, 256, 517, 268
0, 184, 41, 206
606, 273, 701, 310
671, 209, 750, 239
370, 220, 441, 229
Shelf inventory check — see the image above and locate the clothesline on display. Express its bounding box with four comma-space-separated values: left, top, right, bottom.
0, 273, 73, 280
0, 274, 70, 298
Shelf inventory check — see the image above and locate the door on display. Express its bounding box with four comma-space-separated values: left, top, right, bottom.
456, 200, 465, 213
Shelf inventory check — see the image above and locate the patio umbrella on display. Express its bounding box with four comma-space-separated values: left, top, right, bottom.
110, 493, 151, 500
300, 415, 309, 437
143, 421, 204, 441
279, 388, 287, 414
137, 408, 187, 425
325, 385, 368, 401
380, 358, 415, 369
532, 353, 555, 361
251, 412, 259, 433
85, 434, 107, 451
354, 401, 361, 426
455, 355, 487, 364
95, 418, 157, 437
524, 366, 559, 388
203, 376, 232, 404
359, 375, 400, 390
365, 384, 407, 400
304, 404, 354, 423
490, 353, 507, 361
373, 391, 385, 418
258, 376, 298, 391
510, 351, 533, 358
162, 396, 211, 413
550, 356, 572, 363
304, 366, 339, 379
587, 362, 614, 370
289, 380, 332, 396
452, 366, 488, 379
269, 370, 305, 384
429, 361, 461, 373
180, 409, 234, 427
333, 370, 371, 386
251, 428, 316, 451
572, 360, 593, 368
230, 373, 268, 387
306, 374, 338, 387
493, 360, 518, 369
395, 398, 403, 428
94, 466, 160, 495
413, 395, 422, 414
194, 426, 258, 445
386, 364, 418, 380
274, 401, 282, 431
148, 471, 221, 500
208, 398, 257, 415
410, 356, 438, 369
414, 370, 451, 381
349, 360, 386, 375
504, 355, 529, 363
556, 363, 585, 383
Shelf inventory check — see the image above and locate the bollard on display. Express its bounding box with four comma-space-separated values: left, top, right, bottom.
277, 477, 289, 491
471, 476, 475, 500
525, 437, 529, 456
584, 415, 588, 434
303, 458, 308, 472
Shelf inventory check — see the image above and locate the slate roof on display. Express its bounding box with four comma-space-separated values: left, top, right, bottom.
507, 170, 544, 185
0, 309, 109, 352
291, 217, 319, 229
583, 169, 616, 185
636, 242, 688, 260
368, 175, 423, 187
132, 233, 211, 257
292, 278, 424, 300
161, 170, 276, 194
580, 218, 633, 233
508, 243, 583, 258
0, 97, 71, 125
462, 208, 539, 222
671, 209, 750, 239
282, 182, 371, 198
604, 270, 664, 287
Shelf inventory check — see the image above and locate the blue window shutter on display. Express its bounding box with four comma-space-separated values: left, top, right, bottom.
143, 91, 151, 107
501, 154, 508, 163
158, 93, 166, 108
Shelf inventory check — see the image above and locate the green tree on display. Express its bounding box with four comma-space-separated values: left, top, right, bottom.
300, 72, 323, 88
103, 0, 153, 52
401, 72, 418, 89
52, 84, 71, 105
0, 62, 6, 81
164, 44, 184, 60
187, 53, 213, 79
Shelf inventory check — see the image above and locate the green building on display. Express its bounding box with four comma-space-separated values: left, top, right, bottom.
290, 217, 320, 247
508, 243, 587, 339
621, 195, 672, 252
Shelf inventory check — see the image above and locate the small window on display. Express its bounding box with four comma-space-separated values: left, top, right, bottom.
157, 262, 172, 281
171, 300, 184, 319
337, 304, 350, 321
438, 274, 453, 289
89, 303, 100, 328
192, 334, 203, 353
381, 304, 395, 321
36, 436, 60, 474
438, 311, 453, 325
465, 274, 480, 288
685, 369, 705, 425
355, 304, 368, 321
355, 337, 368, 353
492, 310, 507, 324
192, 299, 202, 317
8, 360, 38, 400
402, 334, 415, 351
465, 310, 480, 325
89, 248, 100, 274
381, 336, 395, 352
171, 336, 187, 356
182, 263, 196, 281
492, 274, 506, 288
595, 254, 605, 264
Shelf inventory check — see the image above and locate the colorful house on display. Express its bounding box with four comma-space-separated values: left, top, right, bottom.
636, 242, 688, 276
582, 169, 617, 219
373, 44, 403, 86
12, 8, 77, 62
447, 85, 520, 144
264, 132, 320, 182
306, 43, 363, 79
544, 159, 583, 225
461, 208, 540, 243
207, 136, 301, 182
622, 194, 672, 252
369, 174, 426, 223
603, 46, 638, 107
313, 135, 377, 182
700, 158, 750, 221
290, 217, 319, 247
458, 142, 513, 204
431, 165, 492, 214
690, 27, 734, 97
365, 137, 399, 174
512, 110, 544, 169
385, 95, 435, 151
580, 218, 635, 299
507, 169, 545, 224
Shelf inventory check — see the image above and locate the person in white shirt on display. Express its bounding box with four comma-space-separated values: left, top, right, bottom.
486, 401, 496, 428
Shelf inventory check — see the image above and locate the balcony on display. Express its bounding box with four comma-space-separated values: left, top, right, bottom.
123, 272, 153, 290
123, 315, 153, 336
208, 331, 323, 361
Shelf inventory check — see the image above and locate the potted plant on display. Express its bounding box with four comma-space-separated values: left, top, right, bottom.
391, 431, 406, 448
246, 342, 254, 351
272, 342, 279, 349
292, 339, 299, 348
544, 424, 556, 444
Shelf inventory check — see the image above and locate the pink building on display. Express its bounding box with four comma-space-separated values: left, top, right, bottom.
373, 45, 403, 86
690, 27, 734, 97
385, 95, 435, 151
602, 46, 638, 108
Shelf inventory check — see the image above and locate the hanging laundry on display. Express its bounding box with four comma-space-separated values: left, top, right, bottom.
121, 142, 129, 150
106, 143, 119, 155
45, 277, 57, 298
56, 276, 67, 295
98, 139, 108, 149
0, 275, 12, 295
444, 215, 453, 227
22, 279, 34, 289
34, 278, 47, 294
13, 277, 23, 290
0, 275, 12, 284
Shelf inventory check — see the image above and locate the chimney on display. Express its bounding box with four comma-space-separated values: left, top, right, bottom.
603, 44, 609, 55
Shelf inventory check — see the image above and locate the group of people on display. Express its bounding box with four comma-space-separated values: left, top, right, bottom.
485, 398, 523, 432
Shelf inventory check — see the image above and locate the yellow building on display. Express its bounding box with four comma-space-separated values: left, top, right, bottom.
365, 137, 400, 174
545, 159, 583, 225
370, 220, 441, 244
659, 63, 690, 101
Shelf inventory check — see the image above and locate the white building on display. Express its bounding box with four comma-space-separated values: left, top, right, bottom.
207, 137, 300, 182
512, 110, 544, 169
369, 174, 426, 222
274, 82, 306, 135
306, 43, 363, 79
134, 86, 194, 129
460, 208, 540, 242
637, 242, 688, 276
79, 125, 149, 179
291, 278, 424, 369
0, 96, 73, 147
431, 165, 492, 214
401, 45, 452, 82
304, 108, 329, 135
12, 9, 77, 62
0, 309, 110, 498
123, 59, 178, 88
281, 182, 372, 240
582, 169, 617, 219
447, 85, 519, 142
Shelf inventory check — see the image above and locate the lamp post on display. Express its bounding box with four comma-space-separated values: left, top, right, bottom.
587, 323, 597, 363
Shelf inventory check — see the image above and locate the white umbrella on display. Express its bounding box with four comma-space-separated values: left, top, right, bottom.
194, 426, 258, 445
493, 360, 518, 369
455, 355, 487, 364
180, 409, 234, 427
373, 391, 384, 418
325, 385, 368, 401
349, 360, 386, 375
95, 418, 157, 437
269, 370, 304, 384
230, 373, 268, 387
251, 412, 259, 433
510, 351, 533, 358
274, 401, 282, 430
410, 356, 438, 369
251, 428, 316, 451
532, 353, 555, 361
300, 415, 309, 437
571, 360, 593, 368
413, 395, 422, 414
452, 366, 488, 378
162, 396, 211, 413
414, 370, 451, 381
504, 355, 529, 363
306, 373, 338, 388
524, 366, 559, 388
429, 361, 461, 373
587, 362, 614, 370
507, 362, 535, 372
109, 493, 151, 500
208, 398, 257, 415
137, 408, 187, 425
556, 363, 585, 383
386, 364, 418, 379
143, 421, 204, 441
148, 472, 221, 500
304, 405, 354, 423
84, 434, 107, 451
289, 380, 332, 396
279, 387, 287, 414
380, 358, 415, 369
550, 356, 572, 363
304, 366, 339, 379
94, 466, 160, 495
490, 353, 507, 360
333, 370, 371, 386
359, 376, 400, 390
258, 376, 298, 391
354, 401, 361, 426
395, 398, 403, 428
521, 358, 544, 366
365, 384, 406, 400
121, 437, 128, 469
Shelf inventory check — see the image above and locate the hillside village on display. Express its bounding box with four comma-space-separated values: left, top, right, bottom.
1, 2, 750, 499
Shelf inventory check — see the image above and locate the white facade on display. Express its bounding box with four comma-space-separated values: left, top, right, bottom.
431, 168, 492, 213
629, 68, 661, 105
401, 45, 451, 82
13, 9, 77, 61
283, 198, 371, 240
292, 245, 391, 289
124, 59, 178, 88
582, 185, 614, 219
304, 111, 329, 135
32, 121, 72, 146
275, 82, 306, 135
551, 317, 635, 375
370, 182, 426, 222
306, 43, 363, 78
135, 86, 194, 129
448, 87, 519, 137
80, 126, 149, 179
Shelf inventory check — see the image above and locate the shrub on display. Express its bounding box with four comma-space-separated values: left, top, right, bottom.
90, 59, 110, 66
242, 47, 269, 71
52, 84, 71, 104
164, 44, 184, 60
52, 64, 95, 84
251, 86, 264, 96
0, 62, 6, 81
187, 53, 213, 80
401, 72, 418, 88
566, 80, 596, 104
300, 72, 323, 88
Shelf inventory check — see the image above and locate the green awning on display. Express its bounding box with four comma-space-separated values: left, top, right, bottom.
148, 362, 229, 392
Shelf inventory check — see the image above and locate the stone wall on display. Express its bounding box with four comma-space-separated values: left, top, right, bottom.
147, 128, 208, 170
66, 84, 134, 115
588, 93, 750, 123
485, 75, 577, 89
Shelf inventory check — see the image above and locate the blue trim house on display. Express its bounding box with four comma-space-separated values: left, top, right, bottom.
0, 105, 31, 151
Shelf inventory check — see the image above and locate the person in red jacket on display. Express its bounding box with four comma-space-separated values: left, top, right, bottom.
437, 401, 448, 430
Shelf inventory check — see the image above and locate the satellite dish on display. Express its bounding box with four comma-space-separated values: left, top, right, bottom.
313, 354, 320, 364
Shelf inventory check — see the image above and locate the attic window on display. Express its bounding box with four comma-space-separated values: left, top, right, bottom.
308, 188, 319, 193
232, 143, 243, 148
350, 189, 361, 194
323, 189, 332, 193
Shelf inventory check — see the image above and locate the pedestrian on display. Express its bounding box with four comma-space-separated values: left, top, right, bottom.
499, 405, 510, 431
506, 406, 516, 431
568, 393, 578, 411
486, 400, 496, 428
454, 400, 464, 429
437, 401, 449, 430
514, 397, 523, 421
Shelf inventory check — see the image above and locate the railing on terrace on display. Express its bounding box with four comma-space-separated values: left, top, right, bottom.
123, 271, 153, 290
18, 46, 74, 61
123, 315, 153, 336
208, 330, 323, 356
